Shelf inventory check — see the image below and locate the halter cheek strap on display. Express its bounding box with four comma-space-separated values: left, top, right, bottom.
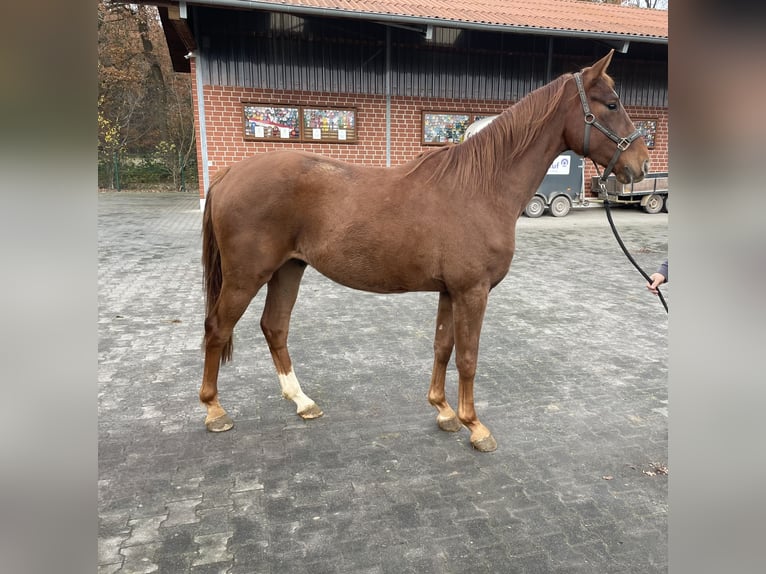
573, 72, 643, 182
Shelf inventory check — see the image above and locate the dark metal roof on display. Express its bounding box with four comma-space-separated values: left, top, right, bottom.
172, 0, 667, 43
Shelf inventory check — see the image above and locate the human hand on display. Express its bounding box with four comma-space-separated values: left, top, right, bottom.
646, 272, 666, 295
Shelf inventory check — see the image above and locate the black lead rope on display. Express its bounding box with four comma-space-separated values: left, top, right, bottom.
573, 72, 667, 314
598, 171, 669, 314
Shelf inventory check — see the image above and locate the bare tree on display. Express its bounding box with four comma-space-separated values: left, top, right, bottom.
98, 0, 196, 189
153, 73, 197, 191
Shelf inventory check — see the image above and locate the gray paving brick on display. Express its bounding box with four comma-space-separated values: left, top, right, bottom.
119, 543, 161, 573
99, 192, 667, 572
189, 563, 231, 574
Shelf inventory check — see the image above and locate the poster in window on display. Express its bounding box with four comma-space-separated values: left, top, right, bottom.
634, 119, 657, 149
243, 105, 301, 140
302, 108, 356, 142
422, 112, 471, 145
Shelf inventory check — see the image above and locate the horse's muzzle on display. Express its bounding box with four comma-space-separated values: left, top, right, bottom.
617, 159, 649, 184
640, 159, 650, 179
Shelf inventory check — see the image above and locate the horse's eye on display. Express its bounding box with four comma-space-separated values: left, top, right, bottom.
607, 102, 618, 111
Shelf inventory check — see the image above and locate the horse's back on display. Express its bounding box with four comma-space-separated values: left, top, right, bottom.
213, 150, 388, 210
209, 150, 390, 239
208, 149, 514, 293
229, 149, 366, 184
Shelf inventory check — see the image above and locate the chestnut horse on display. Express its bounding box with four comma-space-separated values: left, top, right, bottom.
200, 50, 649, 451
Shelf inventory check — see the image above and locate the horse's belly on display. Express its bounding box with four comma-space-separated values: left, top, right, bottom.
292, 217, 443, 293
311, 260, 443, 294
300, 243, 442, 294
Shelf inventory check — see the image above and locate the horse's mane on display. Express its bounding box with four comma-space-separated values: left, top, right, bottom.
406, 73, 576, 196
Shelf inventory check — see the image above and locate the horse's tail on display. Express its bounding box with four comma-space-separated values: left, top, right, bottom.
202, 166, 233, 363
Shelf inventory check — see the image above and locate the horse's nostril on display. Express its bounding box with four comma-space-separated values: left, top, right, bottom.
642, 160, 650, 176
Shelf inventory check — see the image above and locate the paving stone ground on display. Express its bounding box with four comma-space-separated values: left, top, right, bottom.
98, 191, 668, 573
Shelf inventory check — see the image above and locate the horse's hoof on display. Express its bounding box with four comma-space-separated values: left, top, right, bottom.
471, 434, 497, 452
298, 403, 323, 419
205, 414, 234, 432
437, 415, 462, 433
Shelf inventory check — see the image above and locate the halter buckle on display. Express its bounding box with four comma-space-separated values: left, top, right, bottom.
617, 137, 632, 151
584, 113, 595, 125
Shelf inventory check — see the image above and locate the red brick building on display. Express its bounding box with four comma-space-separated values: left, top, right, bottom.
146, 0, 667, 208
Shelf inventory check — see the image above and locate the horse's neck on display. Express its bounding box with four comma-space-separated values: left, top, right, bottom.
493, 127, 565, 203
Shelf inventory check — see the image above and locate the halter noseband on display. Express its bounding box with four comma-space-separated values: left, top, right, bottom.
573, 72, 643, 183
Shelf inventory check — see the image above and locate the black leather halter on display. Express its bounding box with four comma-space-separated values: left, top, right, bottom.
573, 72, 643, 182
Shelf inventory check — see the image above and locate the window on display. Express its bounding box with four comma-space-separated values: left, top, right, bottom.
634, 119, 657, 149
243, 105, 301, 140
421, 112, 501, 145
422, 112, 471, 145
302, 108, 356, 142
243, 104, 357, 143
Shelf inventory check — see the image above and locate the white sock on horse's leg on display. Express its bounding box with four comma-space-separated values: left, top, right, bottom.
278, 369, 323, 418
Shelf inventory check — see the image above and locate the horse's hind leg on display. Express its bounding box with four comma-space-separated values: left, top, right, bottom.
261, 259, 323, 419
428, 292, 462, 432
201, 282, 263, 431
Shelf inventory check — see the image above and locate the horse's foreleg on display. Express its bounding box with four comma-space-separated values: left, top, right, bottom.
452, 287, 497, 452
201, 284, 259, 432
261, 260, 323, 420
428, 292, 461, 432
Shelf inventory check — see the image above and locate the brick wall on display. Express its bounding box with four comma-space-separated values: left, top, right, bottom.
191, 61, 668, 199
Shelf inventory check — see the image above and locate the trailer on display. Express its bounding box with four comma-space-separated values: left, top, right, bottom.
523, 150, 587, 218
592, 172, 669, 214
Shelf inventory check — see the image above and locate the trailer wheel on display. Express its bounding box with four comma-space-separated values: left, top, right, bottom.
663, 196, 668, 212
549, 195, 572, 217
524, 196, 545, 218
643, 194, 664, 214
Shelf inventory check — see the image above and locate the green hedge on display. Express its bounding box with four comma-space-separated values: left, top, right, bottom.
98, 155, 198, 190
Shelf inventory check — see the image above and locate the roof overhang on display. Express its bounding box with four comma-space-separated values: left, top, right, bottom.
157, 4, 196, 72
148, 0, 666, 72
153, 1, 667, 44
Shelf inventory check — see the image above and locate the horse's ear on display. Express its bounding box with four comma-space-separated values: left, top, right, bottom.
582, 49, 614, 85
